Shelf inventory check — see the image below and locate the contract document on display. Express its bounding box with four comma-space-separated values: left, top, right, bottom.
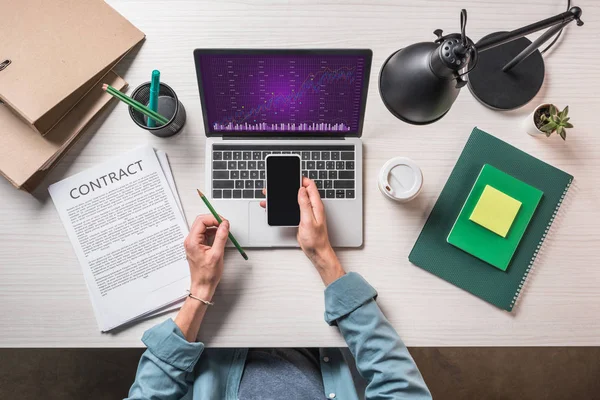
49, 145, 190, 331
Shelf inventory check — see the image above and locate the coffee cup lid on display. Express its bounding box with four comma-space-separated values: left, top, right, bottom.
378, 157, 423, 202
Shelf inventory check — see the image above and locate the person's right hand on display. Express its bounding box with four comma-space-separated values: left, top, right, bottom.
183, 214, 230, 301
176, 215, 229, 342
260, 177, 345, 285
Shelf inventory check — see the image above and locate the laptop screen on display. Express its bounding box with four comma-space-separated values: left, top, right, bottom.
194, 49, 372, 136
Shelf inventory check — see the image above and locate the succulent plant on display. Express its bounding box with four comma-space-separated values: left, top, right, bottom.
538, 105, 573, 140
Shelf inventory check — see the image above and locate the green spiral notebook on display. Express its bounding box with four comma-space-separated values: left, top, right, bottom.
409, 127, 573, 311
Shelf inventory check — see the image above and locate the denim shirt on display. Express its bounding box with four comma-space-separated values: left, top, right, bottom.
126, 273, 432, 400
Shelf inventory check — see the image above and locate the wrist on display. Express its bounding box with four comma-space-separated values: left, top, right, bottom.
311, 246, 339, 270
319, 264, 346, 286
311, 246, 345, 285
189, 283, 216, 302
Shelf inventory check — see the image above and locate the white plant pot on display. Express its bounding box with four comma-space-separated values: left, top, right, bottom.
524, 103, 552, 137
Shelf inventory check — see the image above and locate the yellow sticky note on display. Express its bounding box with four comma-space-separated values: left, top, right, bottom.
469, 185, 521, 237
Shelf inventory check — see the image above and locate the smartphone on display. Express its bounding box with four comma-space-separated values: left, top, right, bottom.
266, 155, 302, 227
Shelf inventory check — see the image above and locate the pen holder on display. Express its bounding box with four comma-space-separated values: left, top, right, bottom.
128, 82, 186, 137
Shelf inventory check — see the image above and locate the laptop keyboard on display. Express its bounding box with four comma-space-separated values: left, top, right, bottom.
211, 145, 356, 200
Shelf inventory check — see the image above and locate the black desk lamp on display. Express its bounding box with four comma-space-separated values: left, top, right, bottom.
379, 6, 584, 125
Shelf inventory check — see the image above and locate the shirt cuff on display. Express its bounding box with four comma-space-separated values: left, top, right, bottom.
324, 272, 378, 326
142, 319, 205, 372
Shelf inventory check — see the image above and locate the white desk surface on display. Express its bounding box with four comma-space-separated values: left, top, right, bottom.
1, 0, 599, 348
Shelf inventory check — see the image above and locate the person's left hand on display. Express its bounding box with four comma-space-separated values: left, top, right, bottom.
258, 178, 345, 285
183, 214, 229, 299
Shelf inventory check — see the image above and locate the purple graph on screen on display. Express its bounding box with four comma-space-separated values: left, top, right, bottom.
198, 54, 367, 133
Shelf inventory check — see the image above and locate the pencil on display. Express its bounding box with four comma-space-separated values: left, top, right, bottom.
103, 84, 168, 125
196, 189, 248, 260
102, 84, 170, 126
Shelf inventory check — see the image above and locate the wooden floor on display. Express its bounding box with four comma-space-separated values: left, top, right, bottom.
0, 348, 598, 399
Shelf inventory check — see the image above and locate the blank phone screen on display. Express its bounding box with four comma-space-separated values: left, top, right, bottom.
266, 156, 301, 226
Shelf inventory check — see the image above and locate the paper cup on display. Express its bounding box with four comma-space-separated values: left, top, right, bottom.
378, 157, 423, 202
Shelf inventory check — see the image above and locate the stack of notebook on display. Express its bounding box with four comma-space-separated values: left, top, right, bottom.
409, 127, 573, 311
0, 0, 144, 192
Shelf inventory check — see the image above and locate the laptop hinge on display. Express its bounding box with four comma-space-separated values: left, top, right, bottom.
222, 136, 346, 141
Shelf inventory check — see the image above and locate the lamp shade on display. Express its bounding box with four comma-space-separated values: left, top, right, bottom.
379, 42, 462, 125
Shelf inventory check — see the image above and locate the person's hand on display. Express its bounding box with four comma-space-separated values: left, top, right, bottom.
260, 177, 345, 285
183, 214, 230, 300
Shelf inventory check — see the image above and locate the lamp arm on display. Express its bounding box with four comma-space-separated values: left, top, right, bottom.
501, 22, 568, 72
474, 6, 583, 53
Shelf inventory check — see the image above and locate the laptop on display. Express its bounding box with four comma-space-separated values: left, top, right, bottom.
194, 49, 372, 247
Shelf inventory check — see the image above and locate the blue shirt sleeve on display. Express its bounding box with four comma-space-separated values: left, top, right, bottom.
125, 319, 205, 400
324, 272, 432, 400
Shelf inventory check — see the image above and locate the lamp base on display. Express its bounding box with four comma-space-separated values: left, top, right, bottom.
468, 32, 545, 110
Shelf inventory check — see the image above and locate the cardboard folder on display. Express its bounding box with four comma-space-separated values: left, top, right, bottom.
0, 71, 127, 192
0, 0, 144, 135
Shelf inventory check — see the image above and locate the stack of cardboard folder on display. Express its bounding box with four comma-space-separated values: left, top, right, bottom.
0, 0, 145, 192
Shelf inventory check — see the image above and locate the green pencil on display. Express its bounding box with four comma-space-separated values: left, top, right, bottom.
102, 84, 169, 126
197, 189, 248, 260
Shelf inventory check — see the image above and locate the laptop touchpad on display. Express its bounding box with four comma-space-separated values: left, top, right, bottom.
247, 202, 298, 247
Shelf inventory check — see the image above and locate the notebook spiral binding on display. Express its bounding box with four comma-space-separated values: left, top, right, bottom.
510, 178, 573, 310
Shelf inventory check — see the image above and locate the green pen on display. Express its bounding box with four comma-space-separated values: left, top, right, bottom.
147, 70, 160, 127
